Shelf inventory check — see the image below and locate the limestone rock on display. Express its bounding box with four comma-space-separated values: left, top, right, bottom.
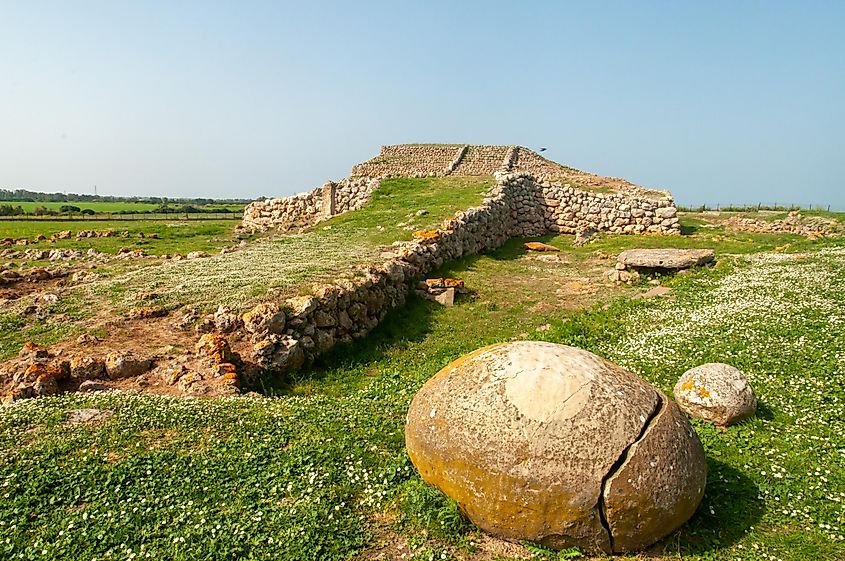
195, 333, 234, 364
523, 241, 560, 252
617, 249, 715, 270
405, 341, 706, 553
433, 287, 455, 307
66, 408, 113, 424
69, 357, 106, 381
78, 380, 107, 393
214, 305, 242, 333
105, 352, 153, 380
128, 306, 167, 320
674, 363, 757, 426
242, 303, 286, 336
603, 395, 707, 551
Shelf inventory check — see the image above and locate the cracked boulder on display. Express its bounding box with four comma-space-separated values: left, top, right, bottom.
405, 341, 706, 553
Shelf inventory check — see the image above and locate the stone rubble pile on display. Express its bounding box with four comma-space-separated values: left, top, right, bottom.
726, 211, 840, 238
1, 230, 134, 248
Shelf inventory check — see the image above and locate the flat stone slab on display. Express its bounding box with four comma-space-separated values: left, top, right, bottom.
617, 249, 715, 270
66, 408, 113, 424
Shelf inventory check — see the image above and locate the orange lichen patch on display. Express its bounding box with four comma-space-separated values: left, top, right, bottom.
222, 372, 239, 387
195, 333, 234, 364
21, 341, 41, 353
523, 242, 560, 252
425, 277, 465, 290
25, 362, 67, 383
681, 378, 711, 399
413, 229, 441, 242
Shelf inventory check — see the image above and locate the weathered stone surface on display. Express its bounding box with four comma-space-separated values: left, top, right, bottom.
195, 333, 234, 364
405, 341, 706, 553
674, 363, 757, 426
433, 287, 455, 307
69, 357, 106, 381
617, 249, 715, 270
523, 241, 560, 252
286, 295, 318, 317
66, 408, 113, 424
105, 352, 153, 380
603, 395, 707, 551
77, 380, 107, 392
214, 305, 242, 333
242, 303, 286, 335
127, 306, 167, 320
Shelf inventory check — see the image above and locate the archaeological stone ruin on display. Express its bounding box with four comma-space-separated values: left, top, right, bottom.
233, 145, 683, 382
241, 144, 681, 235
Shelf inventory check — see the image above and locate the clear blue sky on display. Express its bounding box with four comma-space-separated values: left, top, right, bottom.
1, 1, 843, 208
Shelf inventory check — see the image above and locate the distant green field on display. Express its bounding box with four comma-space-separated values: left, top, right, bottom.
0, 201, 246, 214
0, 219, 241, 256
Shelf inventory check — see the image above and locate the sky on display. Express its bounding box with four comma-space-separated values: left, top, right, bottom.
1, 1, 843, 208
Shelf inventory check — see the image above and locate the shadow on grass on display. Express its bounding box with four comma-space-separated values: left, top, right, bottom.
257, 238, 544, 395
680, 222, 700, 235
648, 459, 764, 557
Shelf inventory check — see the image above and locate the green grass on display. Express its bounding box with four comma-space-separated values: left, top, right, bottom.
77, 176, 491, 312
1, 220, 242, 257
0, 201, 246, 214
1, 228, 842, 560
0, 176, 491, 361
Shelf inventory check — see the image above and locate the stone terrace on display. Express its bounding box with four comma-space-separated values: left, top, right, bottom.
351, 144, 666, 199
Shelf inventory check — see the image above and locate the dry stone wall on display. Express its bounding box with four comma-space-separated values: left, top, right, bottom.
351, 144, 466, 178
238, 172, 679, 378
241, 177, 379, 231
451, 145, 511, 176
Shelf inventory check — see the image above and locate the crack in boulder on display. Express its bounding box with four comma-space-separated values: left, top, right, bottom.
596, 391, 665, 552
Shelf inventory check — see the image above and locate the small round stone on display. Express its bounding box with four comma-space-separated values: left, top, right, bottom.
405, 341, 707, 553
674, 363, 757, 426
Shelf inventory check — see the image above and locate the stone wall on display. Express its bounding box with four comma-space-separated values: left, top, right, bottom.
451, 145, 512, 176
238, 172, 679, 378
241, 177, 379, 231
351, 144, 466, 178
347, 145, 666, 200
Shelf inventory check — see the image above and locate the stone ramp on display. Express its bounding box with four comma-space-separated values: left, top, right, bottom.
351, 144, 465, 178
451, 145, 511, 176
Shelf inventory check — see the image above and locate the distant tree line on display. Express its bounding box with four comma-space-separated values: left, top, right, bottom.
0, 188, 250, 205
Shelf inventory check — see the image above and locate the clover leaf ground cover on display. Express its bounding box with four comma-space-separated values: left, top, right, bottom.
1, 222, 843, 560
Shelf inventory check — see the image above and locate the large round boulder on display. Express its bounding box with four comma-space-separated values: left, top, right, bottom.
674, 363, 757, 426
405, 341, 706, 553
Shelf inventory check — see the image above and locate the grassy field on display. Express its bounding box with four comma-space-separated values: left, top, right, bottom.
1, 220, 242, 257
0, 201, 246, 214
0, 176, 491, 361
0, 215, 842, 560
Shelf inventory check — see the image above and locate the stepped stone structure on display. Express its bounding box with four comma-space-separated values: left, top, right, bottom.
241, 144, 678, 233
